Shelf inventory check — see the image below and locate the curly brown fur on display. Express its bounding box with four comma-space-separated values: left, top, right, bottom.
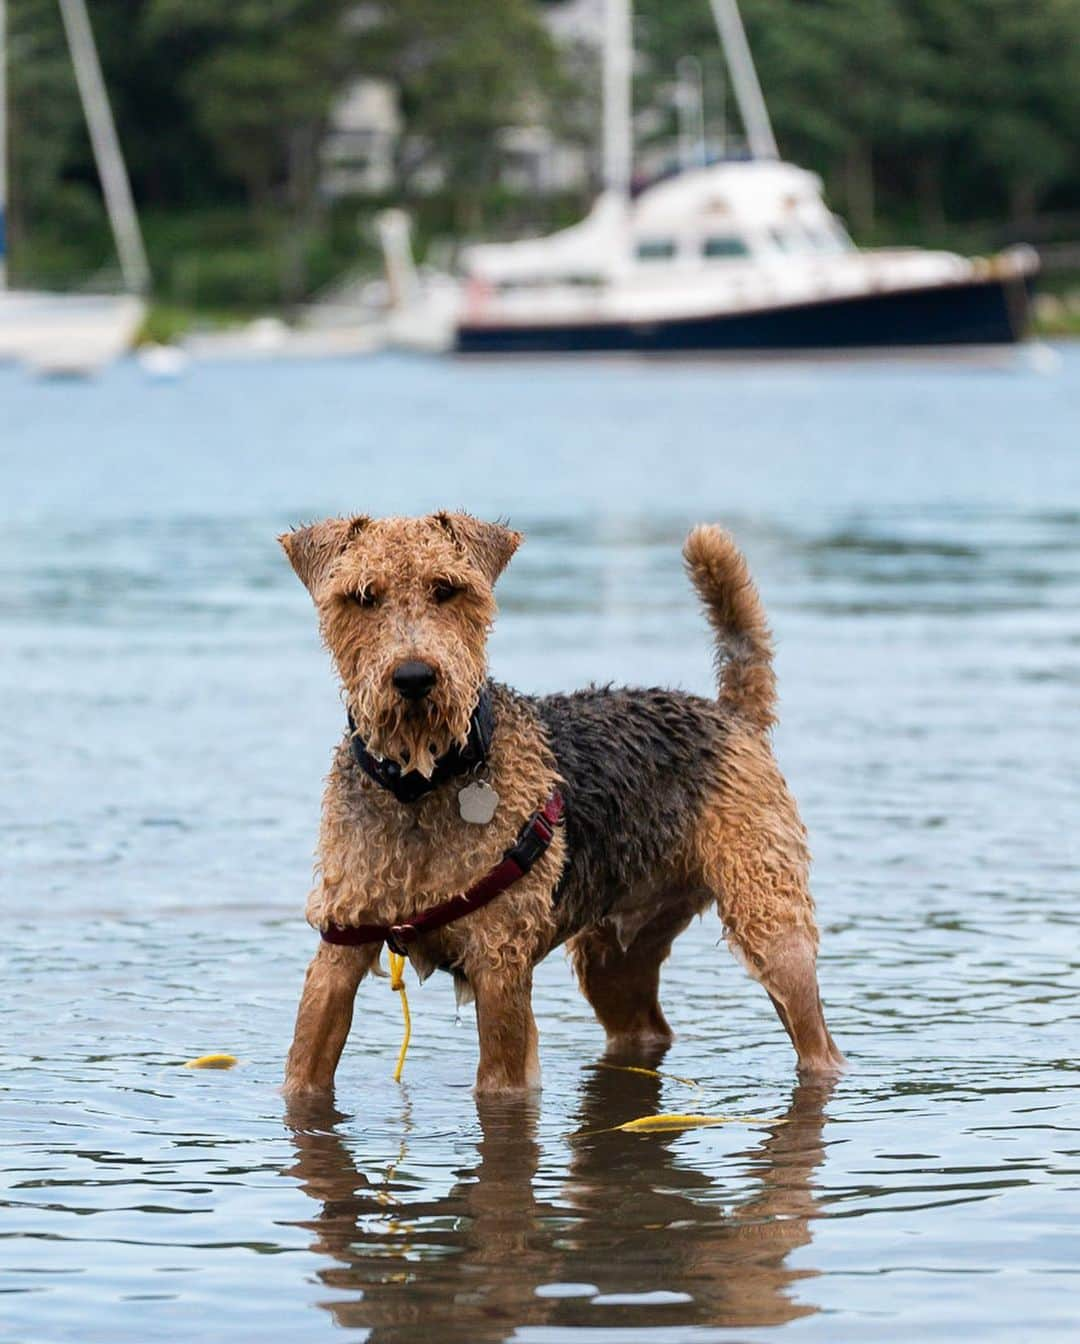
281, 512, 519, 776
684, 524, 777, 731
279, 513, 843, 1101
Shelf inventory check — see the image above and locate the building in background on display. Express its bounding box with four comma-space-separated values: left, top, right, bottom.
321, 0, 601, 201
320, 78, 402, 197
496, 124, 589, 196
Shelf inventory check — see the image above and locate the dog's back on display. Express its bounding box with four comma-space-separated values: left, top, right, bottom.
534, 686, 726, 938
532, 524, 778, 938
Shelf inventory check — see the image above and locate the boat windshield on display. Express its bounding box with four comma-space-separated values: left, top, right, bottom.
769, 221, 852, 255
636, 238, 678, 261
703, 234, 751, 259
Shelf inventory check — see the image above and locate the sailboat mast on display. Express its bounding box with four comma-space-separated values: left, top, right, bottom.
1, 0, 7, 289
602, 0, 633, 195
708, 0, 778, 160
57, 0, 149, 293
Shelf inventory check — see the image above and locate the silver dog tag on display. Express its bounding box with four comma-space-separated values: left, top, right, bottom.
458, 780, 499, 825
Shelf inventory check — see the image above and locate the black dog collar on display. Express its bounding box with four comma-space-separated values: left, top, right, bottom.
347, 684, 494, 804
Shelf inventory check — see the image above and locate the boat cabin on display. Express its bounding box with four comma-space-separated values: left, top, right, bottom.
462, 160, 853, 291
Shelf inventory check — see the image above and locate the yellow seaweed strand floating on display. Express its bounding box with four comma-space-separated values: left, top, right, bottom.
615, 1112, 778, 1133
573, 1111, 784, 1137
595, 1062, 702, 1090
183, 1053, 238, 1070
387, 951, 412, 1083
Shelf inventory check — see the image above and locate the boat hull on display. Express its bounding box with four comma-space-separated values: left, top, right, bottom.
0, 291, 145, 375
455, 275, 1033, 355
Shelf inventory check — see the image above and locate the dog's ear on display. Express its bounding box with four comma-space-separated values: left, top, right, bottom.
434, 512, 522, 585
279, 516, 369, 597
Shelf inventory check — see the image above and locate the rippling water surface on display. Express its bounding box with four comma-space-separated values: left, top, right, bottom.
3, 349, 1079, 1342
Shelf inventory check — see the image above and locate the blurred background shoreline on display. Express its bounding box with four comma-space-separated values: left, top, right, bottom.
4, 0, 1080, 347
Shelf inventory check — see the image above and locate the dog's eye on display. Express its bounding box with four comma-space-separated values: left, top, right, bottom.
349, 586, 379, 608
432, 580, 463, 604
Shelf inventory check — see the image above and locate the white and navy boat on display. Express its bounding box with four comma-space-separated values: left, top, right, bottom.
386, 0, 1037, 356
455, 162, 1036, 355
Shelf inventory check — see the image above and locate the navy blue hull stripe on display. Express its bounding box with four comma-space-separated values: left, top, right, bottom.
455, 276, 1031, 354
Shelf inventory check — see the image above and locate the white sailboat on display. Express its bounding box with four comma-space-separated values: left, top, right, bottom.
386, 0, 1037, 355
0, 0, 147, 375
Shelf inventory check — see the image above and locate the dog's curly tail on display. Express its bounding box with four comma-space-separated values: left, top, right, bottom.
683, 525, 777, 732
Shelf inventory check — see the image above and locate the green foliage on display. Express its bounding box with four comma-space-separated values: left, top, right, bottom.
6, 0, 86, 279
144, 0, 359, 211
636, 0, 1080, 235
6, 0, 1080, 311
358, 0, 565, 222
142, 203, 380, 310
135, 301, 233, 345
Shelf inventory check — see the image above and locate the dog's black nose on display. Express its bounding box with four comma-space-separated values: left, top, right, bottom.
392, 660, 437, 701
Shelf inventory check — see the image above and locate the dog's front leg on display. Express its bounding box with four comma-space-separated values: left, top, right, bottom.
471, 964, 541, 1096
283, 941, 375, 1100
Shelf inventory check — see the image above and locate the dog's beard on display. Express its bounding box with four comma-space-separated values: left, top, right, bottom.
350, 671, 482, 778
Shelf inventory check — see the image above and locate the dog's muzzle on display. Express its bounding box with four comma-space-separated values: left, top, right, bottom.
391, 660, 437, 701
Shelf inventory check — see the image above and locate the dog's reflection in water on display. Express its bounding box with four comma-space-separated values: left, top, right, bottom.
284, 1061, 834, 1341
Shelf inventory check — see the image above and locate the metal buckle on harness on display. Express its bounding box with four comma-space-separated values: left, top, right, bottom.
386, 924, 417, 955
507, 810, 554, 872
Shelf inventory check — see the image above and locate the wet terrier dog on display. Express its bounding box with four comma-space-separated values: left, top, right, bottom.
280, 513, 843, 1099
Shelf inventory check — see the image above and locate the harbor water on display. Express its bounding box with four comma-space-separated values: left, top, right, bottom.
2, 347, 1079, 1342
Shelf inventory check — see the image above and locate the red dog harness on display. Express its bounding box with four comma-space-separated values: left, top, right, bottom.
320, 790, 564, 955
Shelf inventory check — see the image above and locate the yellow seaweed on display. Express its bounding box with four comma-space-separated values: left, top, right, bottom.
615, 1112, 778, 1133
595, 1063, 702, 1090
183, 1053, 238, 1070
387, 951, 411, 1083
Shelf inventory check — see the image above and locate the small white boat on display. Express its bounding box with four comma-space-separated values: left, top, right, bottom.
0, 290, 144, 375
0, 0, 148, 375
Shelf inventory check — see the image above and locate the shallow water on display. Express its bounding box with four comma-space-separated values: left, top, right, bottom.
2, 347, 1079, 1342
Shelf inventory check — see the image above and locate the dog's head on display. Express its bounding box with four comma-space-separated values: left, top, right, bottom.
280, 512, 520, 777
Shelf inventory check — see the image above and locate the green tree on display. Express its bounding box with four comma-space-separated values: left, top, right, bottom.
359, 0, 565, 230
912, 0, 1080, 226
632, 0, 1080, 238
6, 0, 90, 283
143, 0, 363, 300
6, 0, 243, 286
10, 0, 1080, 306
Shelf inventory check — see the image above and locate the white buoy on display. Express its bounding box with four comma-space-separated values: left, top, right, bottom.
137, 342, 189, 379
1024, 341, 1063, 376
